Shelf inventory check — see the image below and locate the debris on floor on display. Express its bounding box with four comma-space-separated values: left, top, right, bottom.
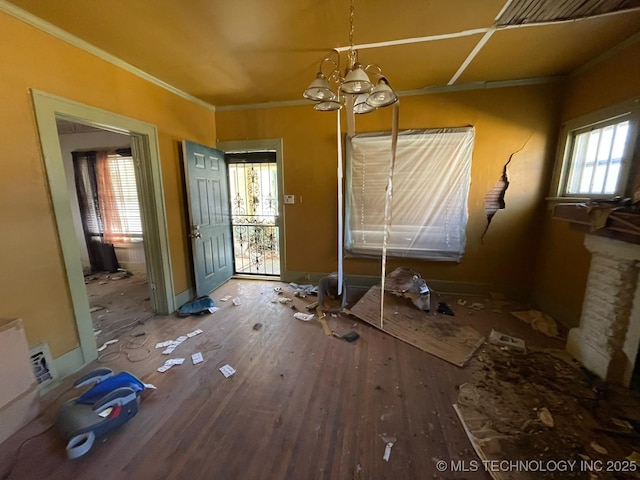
538, 407, 554, 427
219, 295, 232, 302
317, 272, 347, 313
293, 312, 314, 322
384, 267, 431, 311
232, 297, 241, 306
488, 329, 526, 353
436, 302, 455, 316
157, 357, 185, 373
342, 331, 360, 342
177, 296, 216, 317
156, 329, 203, 354
97, 339, 118, 352
110, 268, 134, 280
219, 364, 236, 378
469, 302, 485, 310
349, 285, 484, 367
191, 352, 203, 365
511, 309, 560, 338
380, 434, 396, 462
252, 323, 263, 330
289, 283, 318, 297
455, 345, 640, 480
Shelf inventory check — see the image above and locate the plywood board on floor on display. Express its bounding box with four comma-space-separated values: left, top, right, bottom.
348, 285, 484, 367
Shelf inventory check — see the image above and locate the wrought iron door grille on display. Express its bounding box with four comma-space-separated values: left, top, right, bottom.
228, 159, 280, 275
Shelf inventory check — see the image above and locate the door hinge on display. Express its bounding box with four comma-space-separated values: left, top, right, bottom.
150, 283, 157, 291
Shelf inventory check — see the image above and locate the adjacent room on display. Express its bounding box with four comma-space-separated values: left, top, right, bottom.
1, 0, 640, 478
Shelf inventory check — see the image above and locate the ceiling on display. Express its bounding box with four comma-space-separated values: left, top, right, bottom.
4, 0, 640, 107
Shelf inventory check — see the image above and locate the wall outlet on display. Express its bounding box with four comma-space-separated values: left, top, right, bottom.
284, 195, 295, 204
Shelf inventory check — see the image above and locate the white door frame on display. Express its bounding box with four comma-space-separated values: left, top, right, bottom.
31, 90, 175, 366
216, 138, 285, 279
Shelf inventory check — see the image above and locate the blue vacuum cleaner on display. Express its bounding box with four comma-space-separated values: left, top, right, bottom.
55, 368, 147, 459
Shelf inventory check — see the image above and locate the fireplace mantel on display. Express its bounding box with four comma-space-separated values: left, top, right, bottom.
565, 234, 640, 387
553, 203, 640, 245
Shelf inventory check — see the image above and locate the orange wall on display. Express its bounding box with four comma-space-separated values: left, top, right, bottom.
216, 83, 563, 294
533, 40, 640, 327
0, 12, 216, 357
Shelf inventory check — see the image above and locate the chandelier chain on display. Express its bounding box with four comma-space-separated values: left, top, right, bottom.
349, 0, 355, 51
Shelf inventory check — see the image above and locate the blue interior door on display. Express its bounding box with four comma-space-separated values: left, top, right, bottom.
183, 141, 233, 296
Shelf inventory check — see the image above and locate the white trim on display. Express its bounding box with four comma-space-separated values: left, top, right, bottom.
0, 0, 215, 112
49, 347, 85, 392
548, 97, 640, 200
334, 7, 640, 54
217, 76, 561, 111
334, 28, 488, 52
404, 75, 561, 96
216, 99, 312, 111
448, 27, 496, 85
175, 288, 195, 309
31, 90, 176, 369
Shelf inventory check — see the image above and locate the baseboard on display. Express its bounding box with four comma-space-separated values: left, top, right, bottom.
530, 291, 581, 329
175, 288, 195, 310
41, 346, 85, 395
282, 270, 529, 300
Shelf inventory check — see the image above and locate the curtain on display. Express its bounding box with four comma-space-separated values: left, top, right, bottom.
73, 149, 140, 246
96, 150, 124, 244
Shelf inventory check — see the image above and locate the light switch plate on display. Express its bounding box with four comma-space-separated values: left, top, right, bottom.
284, 195, 295, 204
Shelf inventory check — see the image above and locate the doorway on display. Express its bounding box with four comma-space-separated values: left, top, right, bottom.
56, 119, 153, 340
227, 152, 280, 276
32, 90, 175, 370
217, 139, 285, 279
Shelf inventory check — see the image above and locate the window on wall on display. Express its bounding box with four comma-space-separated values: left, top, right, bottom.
345, 128, 474, 262
551, 100, 639, 199
73, 150, 142, 244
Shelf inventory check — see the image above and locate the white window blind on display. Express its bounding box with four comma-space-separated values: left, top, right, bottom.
74, 152, 142, 242
345, 128, 474, 262
105, 155, 143, 236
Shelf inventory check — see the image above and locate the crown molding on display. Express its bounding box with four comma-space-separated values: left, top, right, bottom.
216, 76, 562, 112
0, 1, 216, 111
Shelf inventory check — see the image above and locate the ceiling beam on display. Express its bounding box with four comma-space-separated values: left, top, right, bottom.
447, 27, 496, 85
334, 28, 489, 52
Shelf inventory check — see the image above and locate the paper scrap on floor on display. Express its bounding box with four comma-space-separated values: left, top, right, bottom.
192, 352, 203, 365
219, 364, 236, 378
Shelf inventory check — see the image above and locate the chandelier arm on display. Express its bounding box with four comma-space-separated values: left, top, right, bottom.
363, 64, 384, 79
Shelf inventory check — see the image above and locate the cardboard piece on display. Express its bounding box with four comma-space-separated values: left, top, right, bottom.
349, 286, 484, 367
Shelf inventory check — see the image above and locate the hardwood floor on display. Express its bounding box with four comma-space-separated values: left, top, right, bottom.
1, 279, 491, 480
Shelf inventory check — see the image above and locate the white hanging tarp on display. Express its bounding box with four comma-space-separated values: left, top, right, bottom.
345, 127, 474, 262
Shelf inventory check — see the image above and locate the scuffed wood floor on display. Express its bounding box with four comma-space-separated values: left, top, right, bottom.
0, 279, 490, 480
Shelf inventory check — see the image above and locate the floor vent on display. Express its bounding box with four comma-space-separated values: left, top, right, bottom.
30, 343, 56, 387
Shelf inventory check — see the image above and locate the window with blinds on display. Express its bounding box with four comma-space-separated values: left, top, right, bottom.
104, 155, 143, 236
345, 128, 474, 262
73, 151, 142, 243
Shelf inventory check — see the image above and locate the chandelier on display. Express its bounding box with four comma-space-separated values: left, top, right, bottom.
302, 0, 398, 113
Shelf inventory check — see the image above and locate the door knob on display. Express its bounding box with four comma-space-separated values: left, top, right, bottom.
190, 225, 202, 239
